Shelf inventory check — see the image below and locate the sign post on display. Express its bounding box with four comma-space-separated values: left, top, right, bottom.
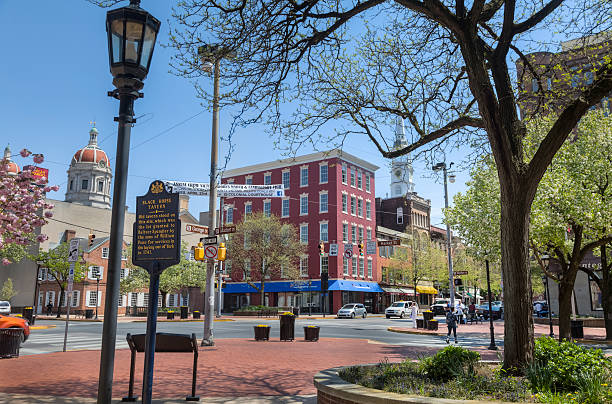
63, 238, 79, 352
132, 181, 181, 403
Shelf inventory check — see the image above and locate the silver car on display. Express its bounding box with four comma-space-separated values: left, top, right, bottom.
337, 303, 367, 319
385, 301, 413, 319
0, 301, 10, 315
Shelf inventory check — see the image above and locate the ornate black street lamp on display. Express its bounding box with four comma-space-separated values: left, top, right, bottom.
98, 2, 160, 403
541, 254, 555, 338
485, 259, 497, 350
433, 162, 455, 309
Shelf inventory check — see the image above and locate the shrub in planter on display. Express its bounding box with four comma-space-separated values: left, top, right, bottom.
419, 345, 480, 381
527, 336, 612, 393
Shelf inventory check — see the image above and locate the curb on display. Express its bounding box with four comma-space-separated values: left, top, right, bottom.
387, 326, 444, 336
30, 325, 57, 330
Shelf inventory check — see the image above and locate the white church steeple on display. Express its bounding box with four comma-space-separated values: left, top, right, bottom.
390, 117, 414, 197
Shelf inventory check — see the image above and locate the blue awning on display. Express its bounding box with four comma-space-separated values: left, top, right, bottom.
223, 280, 321, 293
327, 280, 384, 293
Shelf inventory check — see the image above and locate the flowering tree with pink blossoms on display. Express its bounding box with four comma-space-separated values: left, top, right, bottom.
0, 148, 58, 265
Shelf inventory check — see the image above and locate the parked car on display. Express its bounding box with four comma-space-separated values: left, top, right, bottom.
478, 301, 504, 319
431, 298, 450, 315
337, 303, 367, 319
0, 301, 10, 315
0, 314, 30, 343
385, 301, 413, 319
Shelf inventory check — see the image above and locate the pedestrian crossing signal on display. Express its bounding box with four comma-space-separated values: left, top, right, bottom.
194, 242, 205, 261
88, 234, 96, 247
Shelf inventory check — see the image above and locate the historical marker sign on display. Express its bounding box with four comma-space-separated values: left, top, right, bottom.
133, 180, 181, 274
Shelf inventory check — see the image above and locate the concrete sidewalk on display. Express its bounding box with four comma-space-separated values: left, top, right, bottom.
0, 338, 501, 402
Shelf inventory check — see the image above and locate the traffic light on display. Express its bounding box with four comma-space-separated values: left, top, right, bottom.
318, 242, 325, 256
194, 242, 205, 261
88, 234, 96, 247
218, 242, 226, 261
358, 242, 364, 256
321, 271, 329, 292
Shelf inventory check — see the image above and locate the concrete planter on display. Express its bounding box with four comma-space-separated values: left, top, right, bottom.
314, 365, 516, 404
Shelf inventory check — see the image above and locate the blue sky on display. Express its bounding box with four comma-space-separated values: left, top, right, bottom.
0, 0, 470, 227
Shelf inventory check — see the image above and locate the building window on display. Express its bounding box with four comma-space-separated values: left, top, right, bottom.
82, 179, 89, 190
357, 171, 362, 189
88, 266, 103, 280
263, 200, 271, 217
342, 194, 348, 213
320, 256, 329, 274
397, 207, 403, 224
367, 259, 373, 278
320, 222, 328, 242
69, 179, 73, 191
245, 202, 252, 215
71, 291, 80, 307
366, 201, 371, 220
585, 71, 594, 85
300, 256, 309, 277
319, 192, 328, 213
546, 77, 553, 90
357, 199, 363, 217
245, 176, 253, 185
352, 256, 358, 276
300, 194, 308, 215
342, 223, 348, 242
343, 257, 349, 275
351, 225, 357, 242
300, 224, 308, 244
264, 173, 271, 185
365, 175, 370, 192
358, 227, 364, 243
531, 78, 539, 92
98, 180, 104, 192
88, 291, 99, 307
350, 168, 355, 186
359, 258, 364, 277
131, 293, 138, 307
169, 294, 176, 307
226, 207, 234, 223
342, 164, 347, 183
319, 164, 328, 183
102, 248, 109, 259
366, 228, 372, 241
350, 196, 356, 215
282, 170, 290, 189
300, 166, 308, 186
282, 198, 290, 217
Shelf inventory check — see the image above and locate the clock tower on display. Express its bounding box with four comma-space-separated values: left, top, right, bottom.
390, 117, 414, 197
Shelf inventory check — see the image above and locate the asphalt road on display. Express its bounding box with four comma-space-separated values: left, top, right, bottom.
22, 316, 503, 355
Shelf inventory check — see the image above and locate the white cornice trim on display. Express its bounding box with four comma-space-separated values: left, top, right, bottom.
222, 149, 379, 178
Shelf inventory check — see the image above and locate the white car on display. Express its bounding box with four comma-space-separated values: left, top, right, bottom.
385, 301, 413, 319
337, 303, 367, 319
0, 301, 11, 315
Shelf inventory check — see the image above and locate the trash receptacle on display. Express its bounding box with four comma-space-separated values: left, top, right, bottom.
416, 318, 424, 328
180, 306, 188, 319
22, 307, 34, 323
292, 306, 300, 317
85, 309, 94, 319
280, 313, 295, 341
304, 325, 320, 341
167, 311, 175, 320
192, 310, 201, 319
423, 311, 434, 321
254, 325, 270, 341
570, 320, 584, 339
0, 328, 24, 358
427, 319, 439, 331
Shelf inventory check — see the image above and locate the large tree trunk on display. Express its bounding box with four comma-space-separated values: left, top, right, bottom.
601, 244, 612, 340
500, 185, 535, 370
161, 291, 167, 308
260, 281, 265, 307
558, 272, 578, 340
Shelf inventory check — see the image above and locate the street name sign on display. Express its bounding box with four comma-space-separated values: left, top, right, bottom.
215, 225, 236, 235
366, 241, 377, 255
185, 224, 209, 235
329, 243, 338, 256
202, 236, 218, 245
454, 271, 468, 276
378, 239, 401, 247
165, 181, 285, 198
133, 180, 181, 274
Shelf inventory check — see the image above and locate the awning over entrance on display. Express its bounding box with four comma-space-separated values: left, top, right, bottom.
223, 280, 321, 293
382, 287, 415, 294
328, 280, 384, 293
416, 285, 438, 294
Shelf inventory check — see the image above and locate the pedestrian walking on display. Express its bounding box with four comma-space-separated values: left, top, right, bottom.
445, 307, 457, 344
46, 302, 53, 316
456, 304, 464, 324
410, 302, 419, 328
535, 301, 543, 318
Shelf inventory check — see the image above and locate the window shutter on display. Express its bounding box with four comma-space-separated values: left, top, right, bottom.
85, 291, 92, 307
98, 291, 102, 307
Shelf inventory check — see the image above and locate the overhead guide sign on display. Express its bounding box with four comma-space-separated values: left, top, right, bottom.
165, 181, 284, 198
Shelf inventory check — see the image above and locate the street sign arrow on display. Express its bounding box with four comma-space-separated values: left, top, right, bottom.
201, 236, 218, 245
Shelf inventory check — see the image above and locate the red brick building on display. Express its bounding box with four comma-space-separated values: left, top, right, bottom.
221, 150, 382, 314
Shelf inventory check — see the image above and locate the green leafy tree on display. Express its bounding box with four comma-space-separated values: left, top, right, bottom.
227, 212, 305, 305
167, 0, 612, 370
30, 243, 87, 317
0, 278, 18, 302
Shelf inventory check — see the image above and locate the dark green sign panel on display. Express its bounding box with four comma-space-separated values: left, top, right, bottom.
133, 180, 181, 274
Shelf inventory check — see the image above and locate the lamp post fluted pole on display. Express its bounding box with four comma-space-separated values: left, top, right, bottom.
434, 162, 455, 309
486, 259, 497, 350
544, 275, 555, 337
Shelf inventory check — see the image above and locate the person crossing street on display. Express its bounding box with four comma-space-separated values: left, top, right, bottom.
445, 307, 458, 344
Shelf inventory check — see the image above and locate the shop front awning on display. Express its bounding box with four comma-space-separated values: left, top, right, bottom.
416, 285, 438, 294
223, 280, 321, 293
328, 280, 384, 293
382, 287, 415, 294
